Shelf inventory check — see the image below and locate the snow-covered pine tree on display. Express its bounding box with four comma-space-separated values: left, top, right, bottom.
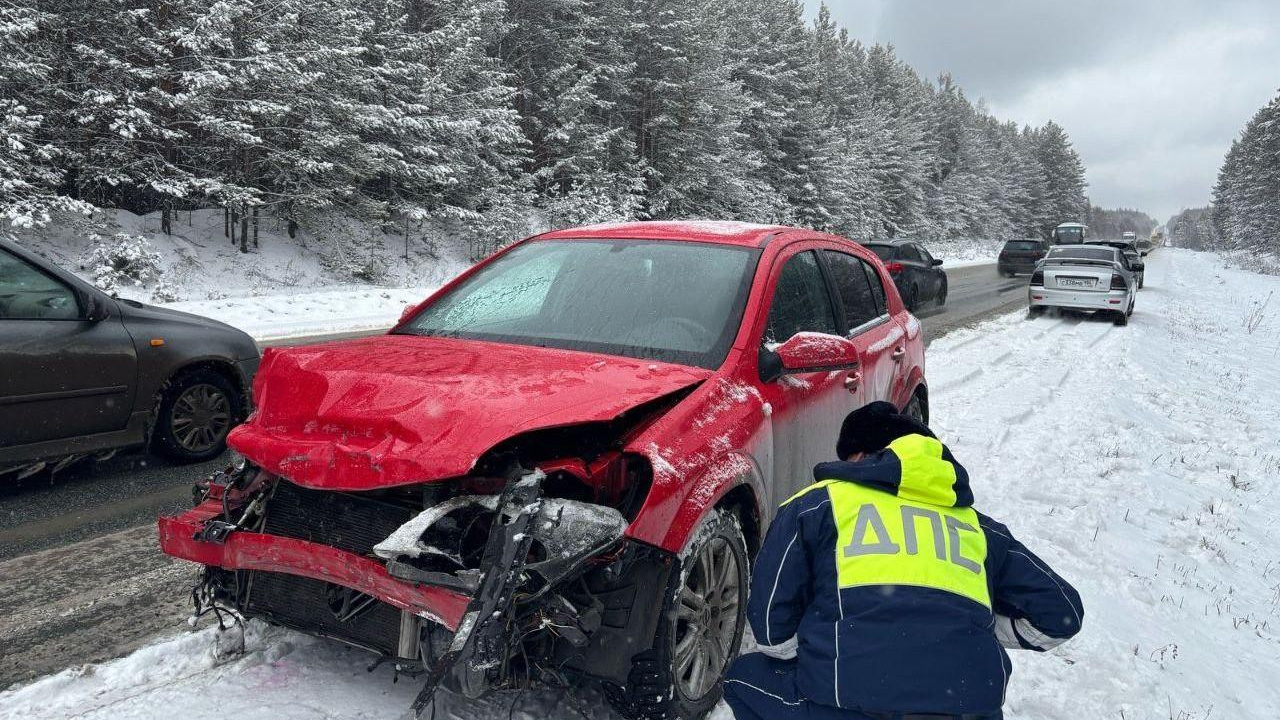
500, 0, 642, 225
1029, 120, 1088, 237
862, 44, 931, 238
1212, 92, 1280, 253
0, 3, 91, 230
626, 0, 769, 219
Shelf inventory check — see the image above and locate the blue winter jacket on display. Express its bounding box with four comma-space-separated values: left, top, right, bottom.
747, 433, 1084, 715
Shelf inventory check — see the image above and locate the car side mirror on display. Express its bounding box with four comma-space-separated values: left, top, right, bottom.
1133, 262, 1145, 272
84, 293, 110, 322
761, 331, 861, 383
931, 258, 943, 266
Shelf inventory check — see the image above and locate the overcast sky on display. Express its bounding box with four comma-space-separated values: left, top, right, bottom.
805, 0, 1280, 222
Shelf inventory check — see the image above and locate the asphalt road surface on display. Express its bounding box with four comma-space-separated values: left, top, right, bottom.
0, 261, 1027, 689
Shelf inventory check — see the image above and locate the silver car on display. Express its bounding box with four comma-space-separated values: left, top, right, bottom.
1028, 245, 1138, 325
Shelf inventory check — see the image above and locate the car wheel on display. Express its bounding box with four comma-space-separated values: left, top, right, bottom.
1139, 273, 1144, 289
1027, 306, 1045, 319
1113, 309, 1129, 327
907, 284, 919, 312
613, 508, 748, 720
152, 369, 242, 462
904, 391, 928, 426
936, 278, 948, 306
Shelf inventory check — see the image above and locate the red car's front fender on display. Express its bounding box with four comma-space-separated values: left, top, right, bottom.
158, 502, 469, 631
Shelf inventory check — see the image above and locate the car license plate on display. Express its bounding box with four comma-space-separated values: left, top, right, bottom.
1058, 277, 1094, 288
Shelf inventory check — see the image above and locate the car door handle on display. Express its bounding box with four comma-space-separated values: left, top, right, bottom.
844, 370, 861, 393
890, 346, 906, 361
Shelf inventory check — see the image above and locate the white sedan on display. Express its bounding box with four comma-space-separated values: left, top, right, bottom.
1028, 245, 1138, 325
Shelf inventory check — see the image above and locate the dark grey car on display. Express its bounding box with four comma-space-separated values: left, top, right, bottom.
862, 240, 947, 311
0, 239, 259, 479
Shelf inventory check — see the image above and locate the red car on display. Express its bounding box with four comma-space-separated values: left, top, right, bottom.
158, 221, 927, 719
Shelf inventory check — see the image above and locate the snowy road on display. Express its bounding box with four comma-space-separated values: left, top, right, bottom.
6, 249, 1279, 720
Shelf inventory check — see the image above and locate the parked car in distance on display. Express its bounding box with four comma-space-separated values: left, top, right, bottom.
997, 238, 1051, 277
862, 239, 947, 310
0, 238, 259, 480
1028, 244, 1138, 325
1088, 239, 1145, 288
159, 221, 929, 720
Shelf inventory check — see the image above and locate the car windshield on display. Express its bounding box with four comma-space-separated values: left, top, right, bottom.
396, 239, 759, 369
865, 244, 895, 261
1047, 246, 1116, 262
1003, 241, 1043, 252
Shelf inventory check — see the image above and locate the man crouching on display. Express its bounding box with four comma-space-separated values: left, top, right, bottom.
724, 401, 1083, 720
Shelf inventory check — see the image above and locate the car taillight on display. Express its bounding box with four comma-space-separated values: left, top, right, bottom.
1030, 271, 1043, 285
1110, 274, 1126, 290
885, 262, 904, 274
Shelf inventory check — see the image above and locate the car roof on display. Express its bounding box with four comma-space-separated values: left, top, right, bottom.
862, 239, 913, 246
535, 220, 794, 248
1055, 222, 1087, 228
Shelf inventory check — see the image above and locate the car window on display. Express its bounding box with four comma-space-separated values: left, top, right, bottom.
1047, 246, 1116, 262
0, 249, 80, 320
916, 245, 936, 264
401, 239, 759, 369
823, 250, 883, 332
900, 244, 924, 263
764, 251, 838, 344
864, 244, 895, 262
862, 261, 887, 315
1003, 240, 1043, 252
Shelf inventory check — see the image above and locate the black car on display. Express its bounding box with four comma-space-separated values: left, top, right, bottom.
997, 238, 1051, 277
862, 240, 947, 311
0, 239, 259, 480
1087, 240, 1146, 288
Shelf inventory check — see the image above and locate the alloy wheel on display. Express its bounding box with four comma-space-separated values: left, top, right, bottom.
673, 535, 742, 700
169, 383, 232, 453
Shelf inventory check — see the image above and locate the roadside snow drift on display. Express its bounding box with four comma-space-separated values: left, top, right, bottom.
3, 248, 1278, 720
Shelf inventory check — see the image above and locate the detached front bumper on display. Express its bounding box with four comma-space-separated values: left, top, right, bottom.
1028, 287, 1128, 311
159, 500, 470, 630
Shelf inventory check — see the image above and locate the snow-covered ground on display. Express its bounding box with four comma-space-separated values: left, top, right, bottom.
925, 236, 1002, 264
3, 248, 1278, 719
10, 208, 470, 340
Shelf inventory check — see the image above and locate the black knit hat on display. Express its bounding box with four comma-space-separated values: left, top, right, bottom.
836, 401, 935, 458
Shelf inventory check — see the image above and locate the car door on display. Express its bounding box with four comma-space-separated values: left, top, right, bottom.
823, 249, 904, 407
914, 243, 944, 298
755, 248, 858, 501
0, 247, 137, 454
897, 243, 928, 305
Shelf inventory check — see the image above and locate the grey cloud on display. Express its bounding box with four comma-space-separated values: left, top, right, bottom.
807, 0, 1280, 220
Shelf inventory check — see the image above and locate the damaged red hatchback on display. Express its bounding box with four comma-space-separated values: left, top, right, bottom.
158, 221, 927, 719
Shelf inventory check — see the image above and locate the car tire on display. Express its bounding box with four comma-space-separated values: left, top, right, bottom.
1027, 306, 1045, 319
907, 284, 919, 312
612, 508, 749, 720
936, 278, 948, 306
904, 391, 928, 425
1113, 309, 1129, 327
152, 368, 242, 463
1139, 273, 1144, 289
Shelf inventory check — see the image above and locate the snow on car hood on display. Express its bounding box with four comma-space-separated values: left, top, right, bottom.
229, 334, 711, 490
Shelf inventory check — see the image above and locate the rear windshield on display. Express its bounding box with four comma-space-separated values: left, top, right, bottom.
1002, 241, 1043, 252
864, 244, 895, 261
1047, 246, 1116, 262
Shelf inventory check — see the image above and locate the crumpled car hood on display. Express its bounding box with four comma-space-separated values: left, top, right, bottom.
229, 334, 710, 490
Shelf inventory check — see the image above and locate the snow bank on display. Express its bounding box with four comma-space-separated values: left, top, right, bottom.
10, 208, 469, 340
163, 286, 432, 341
920, 248, 1280, 720
4, 249, 1278, 719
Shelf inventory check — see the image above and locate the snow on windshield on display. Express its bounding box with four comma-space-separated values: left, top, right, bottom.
399, 240, 759, 369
